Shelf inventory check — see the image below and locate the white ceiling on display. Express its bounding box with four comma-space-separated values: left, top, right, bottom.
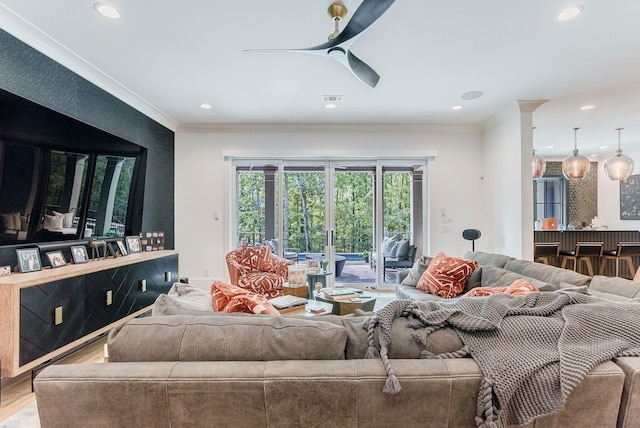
1, 0, 640, 158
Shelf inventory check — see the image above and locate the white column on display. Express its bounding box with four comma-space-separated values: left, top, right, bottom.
518, 100, 548, 260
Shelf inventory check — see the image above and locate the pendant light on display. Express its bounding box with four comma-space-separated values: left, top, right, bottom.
604, 128, 634, 181
532, 126, 546, 179
562, 127, 591, 180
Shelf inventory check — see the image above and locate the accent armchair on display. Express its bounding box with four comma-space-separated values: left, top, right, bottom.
225, 246, 292, 298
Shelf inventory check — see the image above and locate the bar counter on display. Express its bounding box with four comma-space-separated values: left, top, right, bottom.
535, 230, 640, 278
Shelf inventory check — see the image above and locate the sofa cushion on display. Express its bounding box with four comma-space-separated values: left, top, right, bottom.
503, 259, 591, 287
480, 265, 553, 290
416, 253, 479, 298
463, 266, 482, 293
589, 275, 640, 299
43, 213, 64, 231
463, 251, 514, 268
394, 239, 410, 259
341, 316, 464, 359
396, 284, 443, 302
400, 255, 433, 286
152, 283, 214, 316
108, 314, 348, 362
381, 236, 397, 255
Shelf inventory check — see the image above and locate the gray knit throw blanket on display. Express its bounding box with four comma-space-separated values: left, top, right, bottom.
362, 292, 640, 428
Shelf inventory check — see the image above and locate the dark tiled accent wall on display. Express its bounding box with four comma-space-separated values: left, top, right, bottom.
0, 29, 174, 248
545, 161, 598, 228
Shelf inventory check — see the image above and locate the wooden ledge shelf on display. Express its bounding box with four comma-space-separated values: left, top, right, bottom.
0, 250, 178, 378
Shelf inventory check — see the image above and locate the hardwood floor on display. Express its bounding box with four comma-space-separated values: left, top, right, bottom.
0, 337, 107, 422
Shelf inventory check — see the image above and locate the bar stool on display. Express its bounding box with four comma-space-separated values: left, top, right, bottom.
533, 242, 560, 265
598, 242, 640, 278
560, 242, 604, 277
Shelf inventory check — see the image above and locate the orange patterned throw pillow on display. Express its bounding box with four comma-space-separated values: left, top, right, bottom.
210, 281, 281, 315
463, 278, 539, 297
416, 252, 479, 298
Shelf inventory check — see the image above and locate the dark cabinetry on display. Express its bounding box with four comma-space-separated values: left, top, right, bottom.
1, 251, 178, 377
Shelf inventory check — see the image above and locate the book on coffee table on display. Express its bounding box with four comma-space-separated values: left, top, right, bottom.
268, 295, 307, 309
320, 287, 359, 300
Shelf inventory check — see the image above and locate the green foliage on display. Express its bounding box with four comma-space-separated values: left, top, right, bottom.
236, 168, 411, 253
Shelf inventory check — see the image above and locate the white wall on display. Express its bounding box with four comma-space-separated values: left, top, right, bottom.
598, 147, 640, 230
175, 124, 487, 288
481, 107, 523, 257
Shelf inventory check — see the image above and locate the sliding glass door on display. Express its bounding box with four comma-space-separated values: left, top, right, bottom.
232, 158, 427, 289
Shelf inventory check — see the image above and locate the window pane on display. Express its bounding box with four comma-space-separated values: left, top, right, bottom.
41, 150, 88, 236
88, 155, 135, 237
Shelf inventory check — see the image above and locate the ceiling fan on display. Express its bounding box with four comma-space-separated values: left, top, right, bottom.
245, 0, 396, 88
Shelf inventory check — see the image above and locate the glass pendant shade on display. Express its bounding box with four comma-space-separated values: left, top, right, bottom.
532, 151, 546, 179
562, 128, 590, 180
604, 128, 634, 181
531, 127, 546, 179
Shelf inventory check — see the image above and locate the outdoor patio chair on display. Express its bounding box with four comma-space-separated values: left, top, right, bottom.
383, 244, 417, 279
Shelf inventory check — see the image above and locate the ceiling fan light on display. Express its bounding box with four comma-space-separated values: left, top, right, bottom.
532, 152, 546, 179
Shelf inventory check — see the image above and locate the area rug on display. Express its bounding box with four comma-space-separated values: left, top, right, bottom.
0, 401, 39, 428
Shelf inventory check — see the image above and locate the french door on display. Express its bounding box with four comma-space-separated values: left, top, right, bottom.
232, 158, 427, 289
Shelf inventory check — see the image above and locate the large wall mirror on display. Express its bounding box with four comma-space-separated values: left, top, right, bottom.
0, 88, 146, 247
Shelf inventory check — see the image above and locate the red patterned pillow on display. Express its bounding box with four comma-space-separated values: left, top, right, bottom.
210, 281, 280, 315
416, 252, 479, 298
463, 278, 539, 298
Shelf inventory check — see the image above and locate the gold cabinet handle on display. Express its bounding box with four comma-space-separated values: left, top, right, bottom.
54, 306, 63, 325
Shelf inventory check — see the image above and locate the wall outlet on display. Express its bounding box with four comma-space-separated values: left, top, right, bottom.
203, 268, 210, 277
140, 279, 147, 292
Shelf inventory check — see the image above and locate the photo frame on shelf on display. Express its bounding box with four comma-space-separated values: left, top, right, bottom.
306, 259, 320, 273
46, 251, 67, 269
142, 231, 165, 251
107, 242, 118, 258
0, 265, 11, 277
116, 240, 128, 256
16, 248, 42, 273
71, 246, 88, 264
126, 235, 142, 253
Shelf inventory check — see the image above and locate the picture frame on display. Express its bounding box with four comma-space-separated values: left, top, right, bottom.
71, 245, 88, 264
107, 242, 118, 258
126, 235, 142, 253
306, 259, 320, 273
16, 248, 42, 273
116, 240, 128, 256
46, 251, 67, 268
0, 265, 11, 277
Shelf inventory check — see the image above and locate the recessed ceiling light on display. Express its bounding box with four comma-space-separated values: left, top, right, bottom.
452, 105, 464, 111
94, 3, 120, 19
545, 145, 555, 149
557, 5, 583, 21
580, 105, 595, 110
460, 91, 483, 101
200, 103, 212, 109
600, 146, 609, 149
325, 103, 336, 109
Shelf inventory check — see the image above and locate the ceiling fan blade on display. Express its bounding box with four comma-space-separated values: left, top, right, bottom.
306, 0, 396, 51
244, 0, 395, 87
346, 51, 380, 88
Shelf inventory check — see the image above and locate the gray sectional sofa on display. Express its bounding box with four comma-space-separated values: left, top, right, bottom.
33, 251, 640, 427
